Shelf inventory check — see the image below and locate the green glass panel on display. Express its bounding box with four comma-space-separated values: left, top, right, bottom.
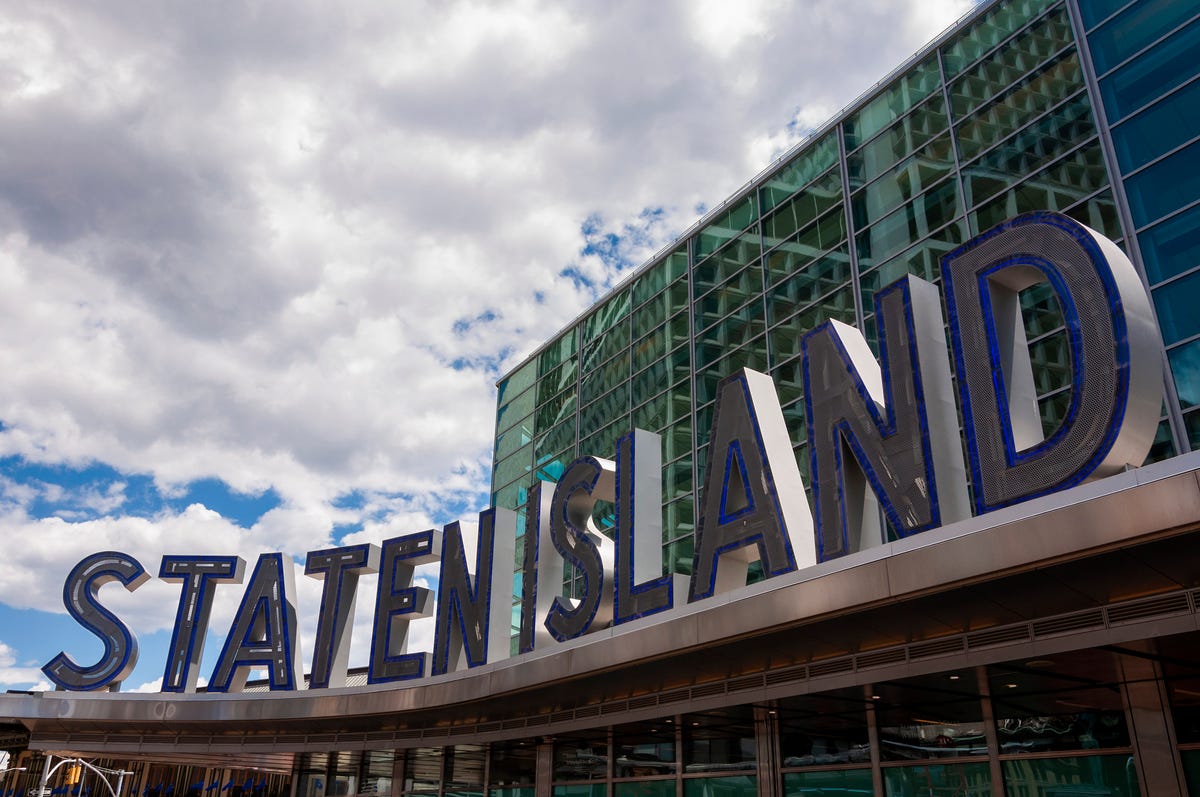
855, 178, 961, 269
667, 535, 694, 574
852, 134, 956, 230
538, 358, 578, 405
767, 245, 853, 327
664, 417, 693, 463
664, 455, 693, 501
1146, 415, 1175, 463
682, 777, 756, 797
581, 352, 631, 405
495, 418, 534, 462
1125, 138, 1200, 229
1099, 17, 1200, 121
1020, 280, 1065, 339
540, 330, 577, 376
1111, 77, 1200, 174
580, 383, 629, 439
1079, 0, 1132, 30
847, 93, 948, 188
761, 133, 839, 211
535, 420, 576, 466
493, 444, 533, 489
1183, 749, 1200, 794
632, 248, 686, 308
582, 417, 628, 462
769, 286, 857, 365
497, 386, 536, 434
947, 6, 1074, 121
1142, 203, 1200, 285
634, 380, 692, 431
941, 0, 1056, 77
695, 196, 758, 260
584, 291, 631, 345
770, 359, 805, 406
1000, 755, 1139, 796
695, 303, 766, 360
762, 169, 843, 249
1089, 0, 1198, 74
634, 282, 690, 337
955, 50, 1084, 162
497, 360, 537, 408
844, 55, 942, 148
1064, 189, 1122, 242
583, 324, 631, 374
491, 790, 534, 797
632, 321, 670, 373
969, 143, 1108, 234
695, 404, 715, 449
782, 770, 872, 796
552, 787, 605, 797
492, 479, 528, 512
960, 93, 1095, 210
695, 231, 762, 296
883, 762, 991, 795
614, 783, 673, 797
695, 267, 764, 334
782, 401, 808, 450
537, 391, 577, 434
859, 233, 956, 311
696, 344, 769, 406
765, 209, 847, 286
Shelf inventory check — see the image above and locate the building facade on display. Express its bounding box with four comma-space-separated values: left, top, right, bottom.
5, 1, 1200, 796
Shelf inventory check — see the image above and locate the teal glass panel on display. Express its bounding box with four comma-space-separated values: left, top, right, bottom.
883, 762, 991, 795
495, 418, 534, 462
855, 178, 961, 269
683, 776, 756, 796
767, 245, 853, 327
694, 266, 764, 333
960, 92, 1095, 210
538, 357, 578, 405
940, 0, 1056, 78
584, 291, 631, 346
1125, 138, 1200, 228
497, 386, 536, 434
1141, 203, 1200, 284
615, 783, 672, 797
581, 352, 631, 405
1183, 749, 1200, 794
847, 93, 948, 188
540, 330, 577, 376
493, 445, 533, 489
954, 50, 1083, 162
765, 209, 846, 286
761, 133, 840, 211
1156, 271, 1200, 346
633, 248, 688, 307
844, 55, 941, 148
947, 6, 1074, 121
782, 770, 871, 796
497, 360, 537, 409
695, 196, 758, 261
1000, 755, 1140, 796
537, 390, 576, 434
695, 231, 762, 296
1079, 0, 1133, 30
1111, 77, 1200, 174
492, 479, 528, 512
969, 143, 1108, 234
1099, 17, 1200, 121
491, 790, 534, 797
762, 169, 842, 250
852, 134, 956, 230
535, 419, 576, 466
1089, 0, 1198, 74
552, 787, 605, 797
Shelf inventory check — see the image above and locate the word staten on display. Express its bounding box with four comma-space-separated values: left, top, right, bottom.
43, 212, 1163, 693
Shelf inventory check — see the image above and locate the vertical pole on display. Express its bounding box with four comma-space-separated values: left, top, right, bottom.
975, 666, 1004, 797
864, 687, 883, 796
37, 755, 53, 797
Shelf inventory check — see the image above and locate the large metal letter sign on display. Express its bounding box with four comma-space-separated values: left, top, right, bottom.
43, 552, 150, 691
690, 368, 816, 602
368, 530, 438, 683
544, 457, 617, 641
432, 508, 517, 674
159, 556, 246, 693
804, 276, 969, 561
942, 212, 1161, 513
208, 553, 302, 692
305, 544, 380, 689
519, 481, 559, 654
613, 429, 674, 625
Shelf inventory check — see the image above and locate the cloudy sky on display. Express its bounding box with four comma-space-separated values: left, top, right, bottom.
0, 0, 972, 691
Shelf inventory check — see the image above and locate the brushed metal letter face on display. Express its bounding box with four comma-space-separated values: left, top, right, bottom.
42, 551, 150, 691
432, 507, 517, 674
613, 429, 674, 625
942, 211, 1162, 513
519, 481, 558, 654
304, 544, 379, 690
208, 553, 302, 693
368, 530, 439, 684
689, 368, 815, 602
160, 555, 246, 693
544, 456, 616, 642
804, 275, 969, 561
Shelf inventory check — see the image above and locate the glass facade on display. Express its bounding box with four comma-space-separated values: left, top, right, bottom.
490, 0, 1193, 610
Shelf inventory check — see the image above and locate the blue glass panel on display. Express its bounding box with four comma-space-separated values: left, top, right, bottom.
1099, 17, 1200, 121
1140, 204, 1200, 285
1111, 78, 1200, 173
1079, 0, 1132, 30
1088, 0, 1198, 74
1153, 268, 1200, 346
1124, 138, 1200, 228
1168, 338, 1200, 409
